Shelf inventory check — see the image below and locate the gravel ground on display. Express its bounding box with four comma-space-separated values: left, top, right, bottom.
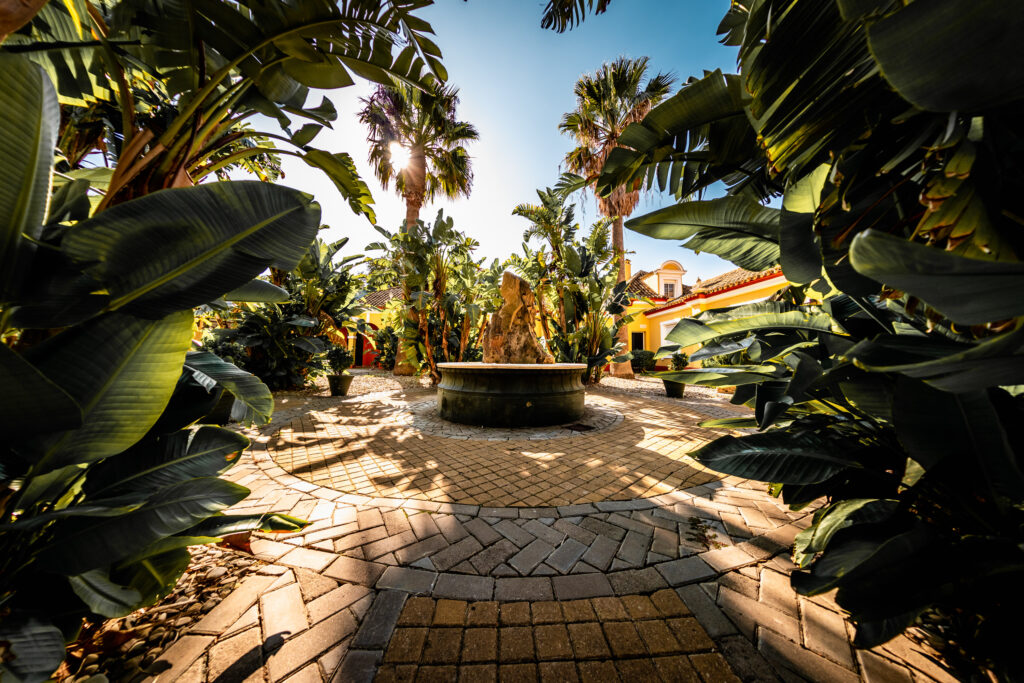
280, 368, 434, 398
58, 545, 265, 683
597, 373, 730, 401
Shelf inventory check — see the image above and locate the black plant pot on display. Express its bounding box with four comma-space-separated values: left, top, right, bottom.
327, 374, 354, 396
663, 379, 686, 398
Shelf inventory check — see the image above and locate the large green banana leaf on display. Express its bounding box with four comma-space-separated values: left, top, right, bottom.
184, 351, 274, 425
83, 426, 249, 502
183, 512, 310, 536
778, 164, 830, 284
2, 0, 112, 107
792, 498, 899, 567
60, 181, 321, 318
37, 477, 249, 575
110, 547, 194, 608
666, 302, 840, 348
302, 150, 376, 223
68, 569, 143, 619
0, 55, 58, 304
657, 366, 784, 387
596, 70, 749, 198
23, 311, 194, 470
866, 0, 1024, 112
850, 229, 1024, 325
690, 430, 863, 484
846, 326, 1024, 392
626, 196, 781, 272
223, 279, 290, 303
0, 344, 80, 437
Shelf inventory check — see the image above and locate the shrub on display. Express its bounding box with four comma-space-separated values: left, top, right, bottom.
630, 349, 656, 372
669, 352, 688, 371
225, 306, 326, 390
373, 326, 399, 370
324, 344, 354, 375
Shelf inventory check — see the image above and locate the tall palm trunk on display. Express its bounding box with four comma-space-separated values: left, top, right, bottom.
609, 215, 634, 378
394, 147, 427, 376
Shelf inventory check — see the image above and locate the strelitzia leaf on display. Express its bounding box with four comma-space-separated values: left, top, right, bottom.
60, 181, 321, 318
0, 55, 58, 304
692, 430, 862, 484
23, 311, 194, 470
38, 477, 249, 575
850, 229, 1024, 325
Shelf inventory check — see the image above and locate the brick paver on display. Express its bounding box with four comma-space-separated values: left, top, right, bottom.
151, 387, 954, 683
266, 392, 723, 507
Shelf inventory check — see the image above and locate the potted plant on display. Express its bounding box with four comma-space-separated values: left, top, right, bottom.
324, 344, 355, 396
663, 352, 688, 398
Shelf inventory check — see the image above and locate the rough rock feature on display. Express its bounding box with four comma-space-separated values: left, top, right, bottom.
482, 271, 555, 364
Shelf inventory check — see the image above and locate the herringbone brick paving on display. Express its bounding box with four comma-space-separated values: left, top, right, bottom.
145, 387, 956, 683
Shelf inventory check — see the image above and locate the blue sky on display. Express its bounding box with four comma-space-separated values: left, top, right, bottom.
280, 0, 740, 284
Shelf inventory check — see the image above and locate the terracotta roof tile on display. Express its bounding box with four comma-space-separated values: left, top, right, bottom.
626, 272, 659, 298
644, 266, 783, 315
360, 286, 403, 310
692, 266, 782, 294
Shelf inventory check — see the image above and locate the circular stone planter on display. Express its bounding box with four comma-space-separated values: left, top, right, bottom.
437, 362, 587, 427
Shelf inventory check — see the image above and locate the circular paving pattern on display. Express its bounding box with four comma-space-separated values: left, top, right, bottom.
404, 397, 623, 440
267, 391, 730, 507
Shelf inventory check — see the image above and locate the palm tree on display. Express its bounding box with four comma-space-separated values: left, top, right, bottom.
358, 82, 479, 227
560, 55, 674, 376
358, 82, 478, 374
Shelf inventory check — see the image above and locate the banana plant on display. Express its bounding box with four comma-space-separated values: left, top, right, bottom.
510, 194, 628, 384
598, 1, 1024, 675
3, 0, 449, 217
0, 56, 315, 682
366, 210, 478, 382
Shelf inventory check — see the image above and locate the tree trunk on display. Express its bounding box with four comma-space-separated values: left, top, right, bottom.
609, 215, 634, 378
393, 146, 426, 376
0, 0, 48, 43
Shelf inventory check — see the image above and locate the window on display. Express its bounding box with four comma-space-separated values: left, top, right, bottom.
664, 283, 675, 297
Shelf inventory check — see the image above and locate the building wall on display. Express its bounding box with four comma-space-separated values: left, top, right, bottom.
643, 273, 788, 358
640, 261, 686, 299
622, 300, 656, 352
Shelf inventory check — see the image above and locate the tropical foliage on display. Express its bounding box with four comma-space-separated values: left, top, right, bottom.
207, 237, 367, 390
598, 1, 1024, 676
511, 185, 633, 384
367, 211, 494, 383
629, 349, 655, 373
1, 0, 450, 677
5, 0, 446, 217
324, 344, 354, 375
560, 55, 673, 376
0, 57, 317, 682
372, 325, 400, 370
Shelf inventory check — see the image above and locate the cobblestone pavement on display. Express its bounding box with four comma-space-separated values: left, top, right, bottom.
146, 384, 955, 683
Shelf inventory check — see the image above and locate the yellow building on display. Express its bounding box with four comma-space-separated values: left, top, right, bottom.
622, 262, 788, 365
352, 286, 401, 367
